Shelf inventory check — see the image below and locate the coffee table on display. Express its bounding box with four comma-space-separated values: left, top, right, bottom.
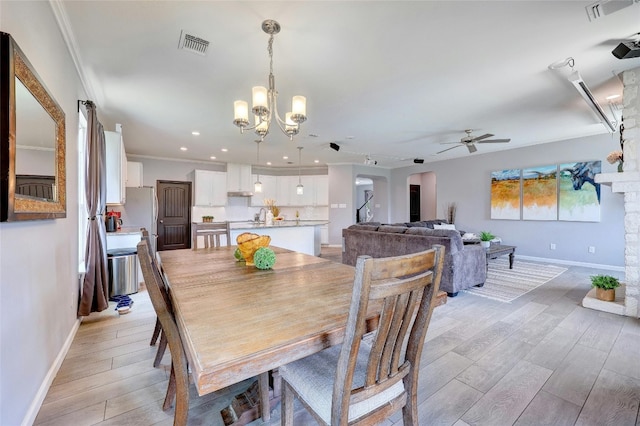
485, 244, 516, 271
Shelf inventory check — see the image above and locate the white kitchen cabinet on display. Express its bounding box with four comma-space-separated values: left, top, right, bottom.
276, 176, 297, 206
105, 131, 127, 205
194, 170, 227, 206
250, 174, 277, 206
320, 224, 329, 244
126, 161, 143, 187
297, 175, 315, 206
226, 163, 253, 193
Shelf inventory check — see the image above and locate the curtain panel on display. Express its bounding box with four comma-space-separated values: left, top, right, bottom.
78, 101, 109, 316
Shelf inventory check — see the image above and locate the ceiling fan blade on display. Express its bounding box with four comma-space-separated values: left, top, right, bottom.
467, 144, 477, 154
439, 141, 461, 145
436, 145, 463, 154
470, 133, 493, 142
477, 138, 511, 143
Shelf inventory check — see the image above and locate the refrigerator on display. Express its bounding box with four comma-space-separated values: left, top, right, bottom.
122, 186, 158, 252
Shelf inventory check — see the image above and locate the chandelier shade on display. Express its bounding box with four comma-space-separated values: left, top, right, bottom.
233, 20, 307, 141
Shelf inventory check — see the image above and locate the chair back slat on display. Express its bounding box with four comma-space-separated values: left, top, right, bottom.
332, 245, 444, 425
137, 239, 190, 425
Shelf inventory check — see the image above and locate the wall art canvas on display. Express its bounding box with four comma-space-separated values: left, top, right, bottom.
559, 161, 601, 222
490, 169, 521, 220
522, 165, 557, 221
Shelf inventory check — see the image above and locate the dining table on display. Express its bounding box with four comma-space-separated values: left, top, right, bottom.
158, 245, 382, 423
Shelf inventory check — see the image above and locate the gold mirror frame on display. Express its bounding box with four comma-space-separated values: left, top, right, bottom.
1, 32, 66, 221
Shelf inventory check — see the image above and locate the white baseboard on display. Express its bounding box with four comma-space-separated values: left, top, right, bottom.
518, 255, 625, 272
22, 318, 81, 426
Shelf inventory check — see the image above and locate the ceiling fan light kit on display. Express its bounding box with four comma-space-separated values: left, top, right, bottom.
233, 20, 307, 141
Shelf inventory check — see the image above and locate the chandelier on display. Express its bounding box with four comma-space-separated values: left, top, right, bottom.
233, 20, 307, 141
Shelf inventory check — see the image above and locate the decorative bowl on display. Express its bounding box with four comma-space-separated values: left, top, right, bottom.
236, 232, 271, 266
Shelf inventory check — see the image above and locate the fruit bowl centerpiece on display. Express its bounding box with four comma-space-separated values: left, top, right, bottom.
236, 232, 271, 266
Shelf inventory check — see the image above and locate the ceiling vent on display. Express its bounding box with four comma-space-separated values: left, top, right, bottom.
585, 0, 638, 21
178, 31, 209, 56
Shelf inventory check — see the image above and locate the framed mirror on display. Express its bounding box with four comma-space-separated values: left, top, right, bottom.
1, 32, 66, 221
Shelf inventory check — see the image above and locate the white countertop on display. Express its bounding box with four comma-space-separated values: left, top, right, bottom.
228, 220, 328, 230
106, 227, 143, 236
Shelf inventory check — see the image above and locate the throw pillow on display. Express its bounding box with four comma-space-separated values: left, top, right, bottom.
433, 223, 456, 230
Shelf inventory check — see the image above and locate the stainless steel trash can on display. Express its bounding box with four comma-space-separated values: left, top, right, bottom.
108, 248, 138, 297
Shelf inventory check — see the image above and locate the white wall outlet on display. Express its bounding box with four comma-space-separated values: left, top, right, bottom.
588, 246, 596, 253
550, 243, 556, 250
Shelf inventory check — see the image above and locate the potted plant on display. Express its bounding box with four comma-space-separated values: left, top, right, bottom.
479, 231, 495, 248
590, 274, 620, 301
202, 215, 214, 223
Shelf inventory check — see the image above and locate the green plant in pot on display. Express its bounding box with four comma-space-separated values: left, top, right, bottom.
590, 274, 620, 302
479, 231, 495, 248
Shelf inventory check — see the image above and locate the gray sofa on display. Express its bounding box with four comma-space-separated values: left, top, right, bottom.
342, 222, 486, 296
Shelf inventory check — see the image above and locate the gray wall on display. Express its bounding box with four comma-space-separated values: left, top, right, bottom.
0, 2, 85, 424
391, 133, 624, 267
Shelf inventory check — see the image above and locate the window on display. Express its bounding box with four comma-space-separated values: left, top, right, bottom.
78, 111, 87, 273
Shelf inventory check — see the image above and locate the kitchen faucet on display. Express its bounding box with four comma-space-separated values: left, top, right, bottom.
258, 208, 267, 223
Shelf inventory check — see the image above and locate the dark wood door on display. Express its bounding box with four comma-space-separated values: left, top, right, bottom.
409, 184, 421, 222
157, 180, 192, 251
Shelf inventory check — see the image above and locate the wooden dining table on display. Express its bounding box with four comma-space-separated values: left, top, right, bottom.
158, 245, 379, 423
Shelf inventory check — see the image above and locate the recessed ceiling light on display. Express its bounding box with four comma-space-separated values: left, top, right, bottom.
314, 159, 319, 163
210, 156, 216, 160
192, 131, 200, 136
221, 148, 228, 152
283, 156, 288, 160
180, 147, 188, 151
346, 136, 355, 139
308, 134, 319, 138
267, 161, 272, 165
606, 94, 621, 100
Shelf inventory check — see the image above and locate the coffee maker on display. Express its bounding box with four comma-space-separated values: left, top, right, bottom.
105, 211, 122, 232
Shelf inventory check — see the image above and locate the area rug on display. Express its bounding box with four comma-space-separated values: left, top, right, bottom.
463, 258, 567, 303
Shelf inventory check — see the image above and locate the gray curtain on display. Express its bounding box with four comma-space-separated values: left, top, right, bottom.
78, 101, 109, 316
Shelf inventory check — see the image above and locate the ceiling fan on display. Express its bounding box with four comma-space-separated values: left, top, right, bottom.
437, 129, 511, 154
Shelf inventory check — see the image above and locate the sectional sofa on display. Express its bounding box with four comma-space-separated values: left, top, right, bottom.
342, 221, 486, 296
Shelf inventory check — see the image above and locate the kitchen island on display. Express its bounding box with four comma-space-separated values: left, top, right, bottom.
228, 220, 328, 256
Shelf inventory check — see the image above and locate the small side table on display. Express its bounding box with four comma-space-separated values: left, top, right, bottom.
485, 244, 516, 271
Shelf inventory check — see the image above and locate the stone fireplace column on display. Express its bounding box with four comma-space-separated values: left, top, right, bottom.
595, 65, 640, 318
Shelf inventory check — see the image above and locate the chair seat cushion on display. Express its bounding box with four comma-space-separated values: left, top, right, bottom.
279, 342, 405, 423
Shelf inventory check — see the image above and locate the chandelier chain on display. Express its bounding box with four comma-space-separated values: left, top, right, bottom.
268, 34, 274, 78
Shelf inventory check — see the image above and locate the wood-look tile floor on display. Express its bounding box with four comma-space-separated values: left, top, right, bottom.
35, 248, 640, 425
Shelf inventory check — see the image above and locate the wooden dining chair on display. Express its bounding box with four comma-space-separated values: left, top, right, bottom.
140, 228, 169, 368
192, 221, 231, 249
279, 245, 445, 426
138, 238, 191, 424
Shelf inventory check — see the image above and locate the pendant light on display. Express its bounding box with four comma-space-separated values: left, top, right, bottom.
254, 140, 262, 193
296, 146, 304, 195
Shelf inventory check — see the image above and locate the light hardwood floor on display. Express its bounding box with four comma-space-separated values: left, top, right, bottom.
35, 249, 640, 426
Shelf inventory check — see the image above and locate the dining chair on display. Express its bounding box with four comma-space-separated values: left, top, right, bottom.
192, 221, 231, 249
138, 238, 190, 424
140, 228, 169, 368
138, 238, 271, 424
279, 245, 445, 426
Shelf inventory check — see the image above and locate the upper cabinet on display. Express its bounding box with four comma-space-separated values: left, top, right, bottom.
226, 163, 253, 193
105, 130, 127, 205
250, 174, 277, 206
126, 161, 143, 187
273, 175, 329, 207
193, 169, 227, 206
